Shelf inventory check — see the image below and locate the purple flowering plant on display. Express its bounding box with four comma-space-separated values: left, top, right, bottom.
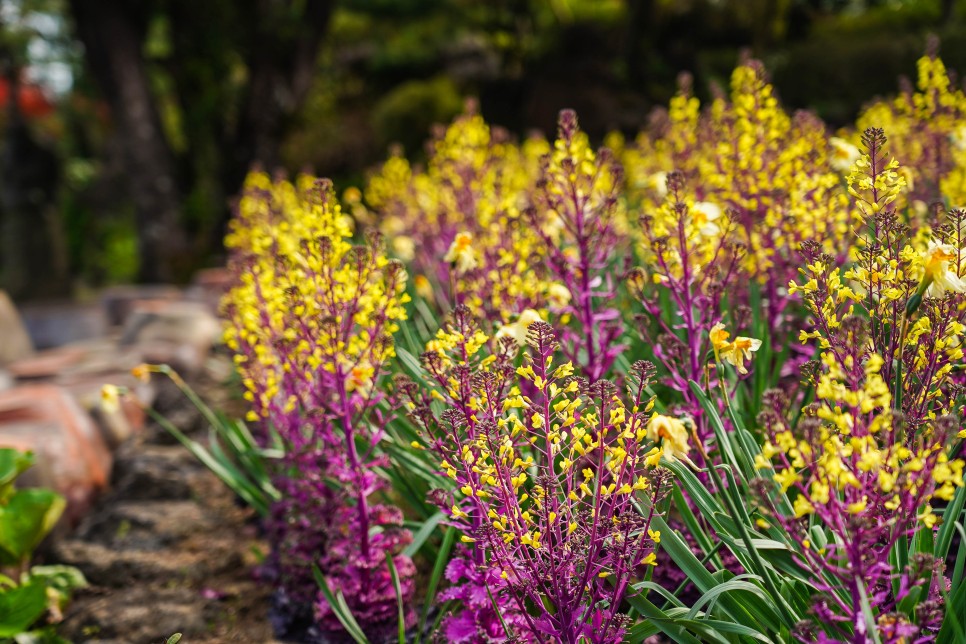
135, 47, 966, 644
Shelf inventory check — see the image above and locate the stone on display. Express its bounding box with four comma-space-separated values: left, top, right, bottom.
100, 284, 183, 327
7, 345, 87, 379
53, 533, 243, 588
0, 385, 112, 522
76, 500, 215, 551
121, 301, 222, 375
109, 444, 200, 501
0, 369, 13, 393
61, 586, 209, 641
187, 267, 232, 314
0, 290, 34, 364
19, 302, 107, 350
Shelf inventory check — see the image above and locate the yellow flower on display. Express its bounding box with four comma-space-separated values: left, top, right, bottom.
392, 235, 416, 261
495, 309, 544, 347
922, 240, 966, 298
690, 201, 722, 237
645, 414, 691, 462
444, 232, 478, 274
131, 364, 152, 383
414, 274, 434, 302
847, 496, 868, 514
952, 125, 966, 152
709, 323, 762, 375
648, 171, 668, 198
546, 283, 572, 309
100, 384, 120, 414
709, 322, 731, 354
346, 364, 374, 394
829, 136, 861, 173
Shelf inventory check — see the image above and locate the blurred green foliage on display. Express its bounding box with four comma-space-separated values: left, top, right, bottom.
2, 0, 966, 292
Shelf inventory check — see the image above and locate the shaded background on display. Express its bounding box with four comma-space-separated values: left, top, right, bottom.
1, 0, 964, 298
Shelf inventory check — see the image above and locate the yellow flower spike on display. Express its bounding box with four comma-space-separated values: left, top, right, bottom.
846, 496, 869, 514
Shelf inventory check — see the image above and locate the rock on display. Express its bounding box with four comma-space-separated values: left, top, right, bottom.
54, 532, 243, 588
19, 302, 107, 350
0, 290, 34, 364
8, 345, 87, 379
100, 284, 183, 327
0, 369, 14, 393
61, 586, 209, 641
187, 267, 232, 314
76, 500, 215, 551
5, 338, 154, 448
109, 445, 200, 501
0, 385, 112, 521
121, 301, 222, 375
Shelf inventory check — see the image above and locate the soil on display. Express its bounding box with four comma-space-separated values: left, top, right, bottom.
50, 367, 279, 644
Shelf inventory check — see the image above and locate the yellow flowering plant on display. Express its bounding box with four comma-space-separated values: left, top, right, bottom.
399, 307, 670, 642
145, 49, 966, 644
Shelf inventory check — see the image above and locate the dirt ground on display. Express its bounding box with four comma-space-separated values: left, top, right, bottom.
50, 370, 280, 644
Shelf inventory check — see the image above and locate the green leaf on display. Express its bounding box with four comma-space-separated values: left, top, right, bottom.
0, 449, 34, 498
937, 486, 966, 559
149, 408, 271, 517
673, 618, 775, 643
166, 635, 183, 644
402, 512, 445, 558
0, 580, 47, 637
621, 590, 702, 644
27, 565, 87, 607
385, 552, 406, 644
313, 565, 370, 644
416, 526, 456, 643
395, 347, 425, 381
0, 489, 65, 565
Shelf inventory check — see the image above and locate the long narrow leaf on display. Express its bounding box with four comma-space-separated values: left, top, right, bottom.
313, 565, 371, 644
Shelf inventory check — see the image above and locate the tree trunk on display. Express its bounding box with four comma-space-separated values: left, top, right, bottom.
212, 0, 335, 255
68, 0, 189, 283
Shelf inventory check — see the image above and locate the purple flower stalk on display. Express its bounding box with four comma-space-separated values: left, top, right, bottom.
224, 175, 416, 640
402, 306, 669, 643
529, 109, 627, 382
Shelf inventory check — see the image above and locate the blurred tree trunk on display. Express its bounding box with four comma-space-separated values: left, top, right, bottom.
0, 67, 69, 300
942, 0, 956, 22
68, 0, 188, 283
624, 0, 656, 88
70, 0, 335, 275
213, 0, 335, 255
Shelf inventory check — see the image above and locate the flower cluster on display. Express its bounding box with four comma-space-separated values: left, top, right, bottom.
760, 128, 966, 641
203, 49, 966, 644
363, 108, 559, 324
620, 59, 856, 339
628, 170, 742, 451
401, 308, 670, 643
792, 128, 966, 430
222, 174, 415, 639
756, 329, 962, 642
526, 110, 628, 381
857, 44, 966, 209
